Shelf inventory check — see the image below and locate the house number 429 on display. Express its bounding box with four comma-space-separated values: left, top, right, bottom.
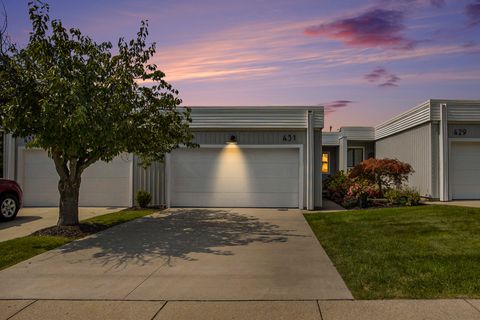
283, 134, 296, 142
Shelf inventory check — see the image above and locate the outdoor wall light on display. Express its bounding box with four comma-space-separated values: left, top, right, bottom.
227, 135, 237, 145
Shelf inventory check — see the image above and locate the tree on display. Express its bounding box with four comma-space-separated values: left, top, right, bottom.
0, 1, 195, 226
349, 158, 414, 196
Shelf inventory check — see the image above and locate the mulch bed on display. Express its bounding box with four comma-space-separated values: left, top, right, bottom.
32, 223, 108, 239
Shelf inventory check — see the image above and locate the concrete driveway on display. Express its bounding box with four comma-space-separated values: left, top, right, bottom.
0, 208, 352, 300
0, 207, 124, 241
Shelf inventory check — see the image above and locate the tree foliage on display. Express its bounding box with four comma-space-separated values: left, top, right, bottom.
0, 1, 195, 225
349, 158, 414, 196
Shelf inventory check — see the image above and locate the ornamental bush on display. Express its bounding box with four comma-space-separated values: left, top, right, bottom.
349, 158, 414, 196
385, 187, 421, 206
324, 171, 352, 204
136, 191, 152, 208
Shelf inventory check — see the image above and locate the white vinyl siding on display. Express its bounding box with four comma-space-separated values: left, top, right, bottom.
375, 123, 434, 198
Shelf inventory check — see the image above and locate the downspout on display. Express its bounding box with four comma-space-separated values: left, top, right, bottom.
338, 136, 348, 172
439, 103, 449, 201
306, 111, 314, 210
3, 134, 16, 180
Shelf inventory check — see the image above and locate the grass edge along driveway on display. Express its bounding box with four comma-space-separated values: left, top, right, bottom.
0, 209, 157, 271
305, 205, 480, 299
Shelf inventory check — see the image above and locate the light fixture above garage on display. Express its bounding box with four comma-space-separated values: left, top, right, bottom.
227, 135, 237, 145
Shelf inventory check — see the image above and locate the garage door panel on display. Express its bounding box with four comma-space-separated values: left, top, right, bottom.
172, 192, 298, 208
22, 150, 132, 207
451, 141, 480, 200
173, 177, 299, 193
171, 147, 300, 208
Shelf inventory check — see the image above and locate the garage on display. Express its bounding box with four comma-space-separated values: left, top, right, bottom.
169, 147, 301, 208
19, 149, 133, 207
450, 141, 480, 199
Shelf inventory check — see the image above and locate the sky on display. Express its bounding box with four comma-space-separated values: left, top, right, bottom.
4, 0, 480, 130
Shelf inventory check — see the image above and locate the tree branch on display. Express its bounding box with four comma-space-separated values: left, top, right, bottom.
52, 151, 69, 180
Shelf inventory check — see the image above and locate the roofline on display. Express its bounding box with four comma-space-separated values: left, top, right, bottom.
187, 105, 324, 111
375, 100, 430, 130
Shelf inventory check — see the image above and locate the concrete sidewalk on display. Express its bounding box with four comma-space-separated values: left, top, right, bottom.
1, 299, 479, 320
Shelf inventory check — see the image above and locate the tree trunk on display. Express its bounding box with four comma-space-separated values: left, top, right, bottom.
57, 177, 81, 226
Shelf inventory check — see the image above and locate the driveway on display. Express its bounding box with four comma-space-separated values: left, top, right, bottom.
0, 208, 352, 300
0, 207, 124, 242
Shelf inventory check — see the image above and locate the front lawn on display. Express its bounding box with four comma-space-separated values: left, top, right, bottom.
0, 209, 156, 270
305, 205, 480, 299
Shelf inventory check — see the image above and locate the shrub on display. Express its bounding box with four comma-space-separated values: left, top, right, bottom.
341, 195, 359, 209
385, 187, 421, 206
350, 158, 414, 196
324, 171, 352, 203
136, 191, 152, 208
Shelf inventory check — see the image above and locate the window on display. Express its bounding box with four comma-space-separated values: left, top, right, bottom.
322, 152, 329, 174
347, 147, 364, 169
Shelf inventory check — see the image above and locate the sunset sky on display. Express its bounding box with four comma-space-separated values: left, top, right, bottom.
5, 0, 480, 130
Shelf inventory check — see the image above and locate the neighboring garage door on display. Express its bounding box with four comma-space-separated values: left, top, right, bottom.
20, 150, 132, 207
170, 147, 300, 208
451, 141, 480, 199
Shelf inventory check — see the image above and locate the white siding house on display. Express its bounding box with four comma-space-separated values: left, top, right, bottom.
3, 99, 480, 208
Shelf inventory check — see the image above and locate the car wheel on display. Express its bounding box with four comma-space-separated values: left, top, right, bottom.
0, 194, 19, 221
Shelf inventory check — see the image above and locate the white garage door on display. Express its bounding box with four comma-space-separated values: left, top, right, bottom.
451, 141, 480, 199
20, 150, 132, 207
170, 147, 300, 208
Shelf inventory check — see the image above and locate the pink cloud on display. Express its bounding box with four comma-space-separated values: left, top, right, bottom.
364, 67, 401, 87
304, 9, 416, 49
324, 100, 354, 114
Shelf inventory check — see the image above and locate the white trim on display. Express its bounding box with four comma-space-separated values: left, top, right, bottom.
306, 111, 314, 210
129, 156, 134, 207
166, 144, 305, 209
165, 153, 172, 208
439, 103, 449, 201
16, 146, 28, 190
338, 136, 348, 172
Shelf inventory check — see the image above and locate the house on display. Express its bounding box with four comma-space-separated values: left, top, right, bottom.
2, 99, 480, 209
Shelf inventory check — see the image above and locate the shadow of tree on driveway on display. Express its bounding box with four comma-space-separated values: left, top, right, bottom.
59, 209, 305, 269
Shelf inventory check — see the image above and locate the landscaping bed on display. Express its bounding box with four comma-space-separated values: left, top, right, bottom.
0, 208, 157, 270
305, 205, 480, 299
324, 158, 421, 210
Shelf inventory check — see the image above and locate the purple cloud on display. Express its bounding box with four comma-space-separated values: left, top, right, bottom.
465, 1, 480, 27
430, 0, 446, 7
304, 9, 416, 49
324, 100, 354, 114
381, 0, 445, 8
364, 67, 401, 87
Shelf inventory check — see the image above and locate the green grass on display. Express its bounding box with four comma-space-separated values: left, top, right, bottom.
84, 209, 155, 227
305, 205, 480, 299
0, 208, 156, 270
0, 235, 72, 270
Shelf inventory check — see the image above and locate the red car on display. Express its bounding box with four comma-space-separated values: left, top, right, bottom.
0, 179, 23, 221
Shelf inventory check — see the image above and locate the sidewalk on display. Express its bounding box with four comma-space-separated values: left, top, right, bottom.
1, 299, 479, 320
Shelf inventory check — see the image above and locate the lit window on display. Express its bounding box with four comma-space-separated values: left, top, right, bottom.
347, 147, 364, 168
322, 152, 329, 174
